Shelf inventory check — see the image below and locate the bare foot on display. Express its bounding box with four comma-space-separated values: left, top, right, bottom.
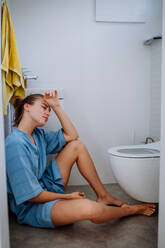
137, 203, 157, 209
121, 204, 156, 216
96, 194, 128, 207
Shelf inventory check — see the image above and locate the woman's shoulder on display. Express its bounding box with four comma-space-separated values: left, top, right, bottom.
5, 128, 26, 147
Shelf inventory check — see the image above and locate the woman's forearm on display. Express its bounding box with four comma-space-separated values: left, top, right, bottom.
28, 190, 70, 203
52, 105, 79, 142
43, 90, 78, 142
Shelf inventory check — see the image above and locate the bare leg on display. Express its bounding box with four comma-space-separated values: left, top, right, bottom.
56, 141, 129, 206
51, 199, 155, 227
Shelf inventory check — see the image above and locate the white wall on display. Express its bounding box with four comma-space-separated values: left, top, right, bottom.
149, 40, 162, 140
158, 1, 165, 247
10, 0, 162, 185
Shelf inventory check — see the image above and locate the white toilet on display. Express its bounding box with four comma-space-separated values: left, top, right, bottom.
108, 141, 160, 203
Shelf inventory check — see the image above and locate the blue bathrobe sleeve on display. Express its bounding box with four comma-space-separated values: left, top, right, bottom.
42, 128, 67, 155
6, 143, 43, 205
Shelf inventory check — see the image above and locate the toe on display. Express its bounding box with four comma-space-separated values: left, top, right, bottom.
146, 208, 156, 216
141, 203, 157, 209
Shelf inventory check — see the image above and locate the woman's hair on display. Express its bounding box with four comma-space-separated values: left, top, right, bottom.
13, 94, 44, 127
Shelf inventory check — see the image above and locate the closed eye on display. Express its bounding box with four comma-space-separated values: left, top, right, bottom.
42, 105, 47, 110
41, 105, 51, 112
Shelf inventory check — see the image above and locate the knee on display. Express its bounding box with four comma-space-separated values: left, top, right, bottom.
85, 201, 105, 224
80, 200, 103, 224
80, 200, 97, 219
68, 140, 86, 154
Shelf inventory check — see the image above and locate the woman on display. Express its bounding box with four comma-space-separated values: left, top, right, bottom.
5, 90, 156, 229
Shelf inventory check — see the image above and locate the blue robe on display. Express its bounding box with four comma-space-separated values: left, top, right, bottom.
5, 127, 66, 228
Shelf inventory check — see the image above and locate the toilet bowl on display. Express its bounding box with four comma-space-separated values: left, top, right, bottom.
108, 141, 160, 203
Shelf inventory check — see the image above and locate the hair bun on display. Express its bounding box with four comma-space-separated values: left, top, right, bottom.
13, 97, 24, 109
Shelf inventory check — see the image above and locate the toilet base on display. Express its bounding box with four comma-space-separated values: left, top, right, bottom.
109, 156, 160, 203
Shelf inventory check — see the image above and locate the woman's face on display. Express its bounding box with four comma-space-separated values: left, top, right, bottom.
27, 98, 51, 126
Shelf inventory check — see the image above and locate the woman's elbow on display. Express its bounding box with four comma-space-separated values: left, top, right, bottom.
64, 133, 79, 142
69, 134, 79, 142
73, 133, 79, 140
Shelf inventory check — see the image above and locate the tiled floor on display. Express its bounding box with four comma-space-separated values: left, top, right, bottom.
9, 184, 158, 248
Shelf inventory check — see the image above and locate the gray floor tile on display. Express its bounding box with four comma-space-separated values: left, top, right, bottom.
9, 184, 158, 248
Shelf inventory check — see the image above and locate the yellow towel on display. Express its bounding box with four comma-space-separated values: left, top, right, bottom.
1, 0, 25, 115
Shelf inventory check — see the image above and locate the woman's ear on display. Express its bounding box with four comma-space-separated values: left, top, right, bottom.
24, 103, 30, 112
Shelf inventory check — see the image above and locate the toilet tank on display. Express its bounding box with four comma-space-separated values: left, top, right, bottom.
25, 88, 64, 131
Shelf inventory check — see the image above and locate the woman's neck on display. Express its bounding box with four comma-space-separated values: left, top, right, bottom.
17, 123, 36, 145
17, 119, 36, 138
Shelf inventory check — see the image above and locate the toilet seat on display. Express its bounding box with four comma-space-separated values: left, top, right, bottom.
108, 141, 160, 158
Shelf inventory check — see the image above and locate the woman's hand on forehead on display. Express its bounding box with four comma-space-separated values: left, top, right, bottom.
43, 90, 60, 108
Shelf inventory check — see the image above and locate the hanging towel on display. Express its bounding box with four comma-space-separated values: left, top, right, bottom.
1, 0, 25, 115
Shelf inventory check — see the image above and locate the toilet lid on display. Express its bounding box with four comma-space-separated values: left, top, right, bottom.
108, 143, 160, 158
